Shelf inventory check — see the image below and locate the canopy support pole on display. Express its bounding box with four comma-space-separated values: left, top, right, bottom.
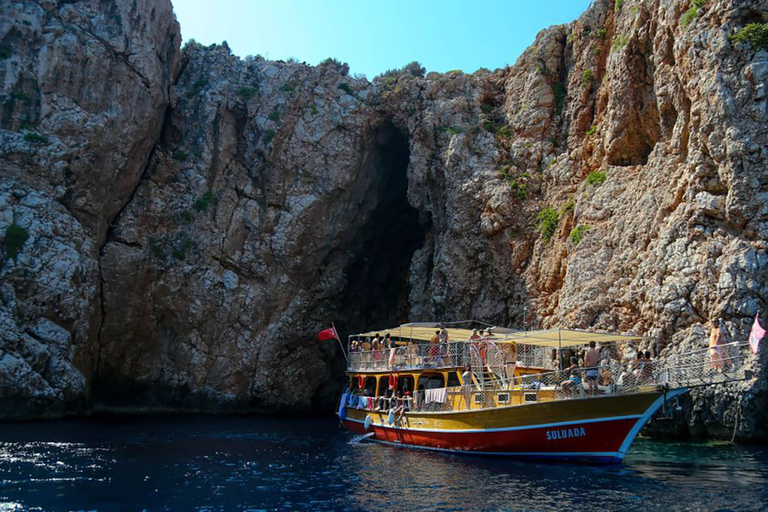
558, 329, 562, 370
333, 322, 348, 364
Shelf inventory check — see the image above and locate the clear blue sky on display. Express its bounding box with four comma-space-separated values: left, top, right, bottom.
172, 0, 592, 77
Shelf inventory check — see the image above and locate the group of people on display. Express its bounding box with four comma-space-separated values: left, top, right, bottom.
349, 332, 394, 353
556, 341, 658, 396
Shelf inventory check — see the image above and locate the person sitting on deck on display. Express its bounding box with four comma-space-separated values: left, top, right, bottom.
350, 340, 359, 353
598, 359, 615, 393
632, 351, 646, 384
362, 337, 372, 351
560, 356, 583, 397
584, 341, 601, 394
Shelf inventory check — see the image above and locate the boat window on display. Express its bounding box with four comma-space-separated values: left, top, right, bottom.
447, 371, 461, 388
377, 376, 390, 396
418, 372, 445, 390
397, 375, 414, 394
360, 376, 376, 396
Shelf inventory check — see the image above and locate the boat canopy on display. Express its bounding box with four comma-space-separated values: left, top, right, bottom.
352, 325, 650, 348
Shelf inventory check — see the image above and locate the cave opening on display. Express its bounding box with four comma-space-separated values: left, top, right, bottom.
339, 121, 429, 335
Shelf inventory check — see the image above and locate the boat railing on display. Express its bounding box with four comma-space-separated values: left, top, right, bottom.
347, 341, 474, 372
344, 341, 752, 415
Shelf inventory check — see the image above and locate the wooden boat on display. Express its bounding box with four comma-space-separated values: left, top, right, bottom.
337, 323, 748, 464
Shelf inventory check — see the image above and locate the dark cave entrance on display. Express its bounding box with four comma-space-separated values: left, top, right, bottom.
339, 121, 429, 334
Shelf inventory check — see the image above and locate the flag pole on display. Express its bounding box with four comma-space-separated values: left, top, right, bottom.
332, 322, 349, 364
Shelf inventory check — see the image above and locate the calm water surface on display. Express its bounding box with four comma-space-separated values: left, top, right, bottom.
0, 415, 766, 511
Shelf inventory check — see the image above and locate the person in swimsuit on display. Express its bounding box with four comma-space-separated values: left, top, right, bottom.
709, 319, 727, 369
584, 341, 600, 394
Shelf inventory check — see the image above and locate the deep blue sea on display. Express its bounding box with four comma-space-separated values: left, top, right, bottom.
0, 415, 766, 511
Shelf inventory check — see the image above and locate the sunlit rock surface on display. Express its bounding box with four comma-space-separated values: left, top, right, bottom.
1, 0, 767, 439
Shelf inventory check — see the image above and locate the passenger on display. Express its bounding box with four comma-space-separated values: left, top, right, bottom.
584, 341, 600, 394
599, 359, 614, 393
439, 324, 449, 344
384, 333, 393, 349
350, 340, 359, 353
632, 351, 646, 383
430, 330, 440, 345
428, 330, 440, 365
550, 349, 559, 370
461, 364, 474, 410
503, 341, 518, 387
710, 319, 726, 370
362, 337, 372, 351
560, 356, 583, 397
469, 329, 480, 341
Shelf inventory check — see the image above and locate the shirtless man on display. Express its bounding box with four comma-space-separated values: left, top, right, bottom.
584, 341, 601, 394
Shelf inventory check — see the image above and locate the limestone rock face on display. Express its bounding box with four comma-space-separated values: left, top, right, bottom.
2, 0, 768, 439
0, 0, 180, 417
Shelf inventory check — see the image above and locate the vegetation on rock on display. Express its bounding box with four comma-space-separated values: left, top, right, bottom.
570, 225, 590, 245
535, 207, 560, 243
729, 17, 768, 50
3, 224, 30, 261
585, 171, 607, 186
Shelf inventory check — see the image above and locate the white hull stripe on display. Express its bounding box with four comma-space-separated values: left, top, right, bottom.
344, 413, 642, 434
367, 438, 623, 460
617, 387, 688, 455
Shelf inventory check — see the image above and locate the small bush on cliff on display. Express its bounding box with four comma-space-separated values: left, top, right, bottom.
376, 61, 426, 80
193, 191, 216, 212
24, 132, 48, 144
439, 126, 461, 135
615, 0, 624, 10
585, 171, 607, 186
268, 108, 280, 121
570, 225, 590, 245
560, 198, 575, 215
611, 34, 628, 52
3, 224, 29, 261
264, 129, 276, 144
581, 69, 594, 87
11, 92, 29, 101
172, 238, 192, 261
319, 57, 349, 76
535, 207, 560, 243
496, 125, 514, 139
552, 82, 566, 114
0, 45, 11, 59
730, 17, 768, 50
585, 125, 597, 137
595, 28, 607, 40
680, 0, 707, 29
173, 150, 188, 161
188, 78, 207, 96
279, 83, 295, 92
338, 83, 354, 95
238, 87, 256, 100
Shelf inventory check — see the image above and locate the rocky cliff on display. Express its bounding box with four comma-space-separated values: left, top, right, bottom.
1, 0, 767, 439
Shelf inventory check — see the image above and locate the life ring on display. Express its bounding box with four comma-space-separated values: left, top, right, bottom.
358, 375, 365, 389
388, 410, 395, 425
388, 373, 398, 390
364, 415, 372, 430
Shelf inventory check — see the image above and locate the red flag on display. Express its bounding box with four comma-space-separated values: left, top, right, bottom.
318, 327, 339, 341
749, 314, 764, 354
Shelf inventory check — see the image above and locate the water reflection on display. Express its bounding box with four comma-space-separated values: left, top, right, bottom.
0, 416, 766, 511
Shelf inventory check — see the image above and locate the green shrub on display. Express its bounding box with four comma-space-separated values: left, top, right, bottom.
585, 124, 597, 137
612, 34, 628, 52
481, 103, 493, 114
319, 57, 349, 75
594, 47, 602, 56
496, 125, 514, 139
11, 91, 29, 101
238, 86, 256, 100
499, 169, 528, 200
446, 69, 463, 75
3, 224, 29, 261
188, 78, 207, 96
524, 141, 533, 149
596, 28, 607, 40
729, 18, 768, 49
585, 171, 607, 186
173, 150, 188, 161
439, 126, 461, 135
149, 238, 164, 258
547, 137, 560, 148
264, 129, 276, 144
309, 104, 319, 115
338, 83, 354, 95
179, 210, 193, 224
535, 207, 560, 243
0, 46, 10, 59
536, 63, 548, 76
615, 0, 624, 10
193, 190, 215, 212
630, 5, 640, 16
553, 82, 566, 114
560, 198, 575, 215
279, 83, 295, 92
376, 61, 426, 80
172, 238, 191, 261
581, 69, 594, 87
570, 225, 590, 245
20, 120, 34, 131
268, 108, 280, 121
567, 32, 576, 44
680, 0, 707, 29
24, 133, 48, 144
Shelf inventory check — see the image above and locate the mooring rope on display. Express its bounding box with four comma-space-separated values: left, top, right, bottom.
731, 397, 742, 443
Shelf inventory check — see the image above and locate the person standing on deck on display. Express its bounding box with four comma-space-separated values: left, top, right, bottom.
503, 341, 517, 387
584, 341, 600, 394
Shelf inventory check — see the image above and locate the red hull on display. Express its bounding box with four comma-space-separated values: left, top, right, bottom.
343, 417, 640, 463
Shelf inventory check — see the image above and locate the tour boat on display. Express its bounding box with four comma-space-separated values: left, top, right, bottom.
336, 322, 749, 464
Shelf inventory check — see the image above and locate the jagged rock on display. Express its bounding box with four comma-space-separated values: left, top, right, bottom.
1, 0, 767, 440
